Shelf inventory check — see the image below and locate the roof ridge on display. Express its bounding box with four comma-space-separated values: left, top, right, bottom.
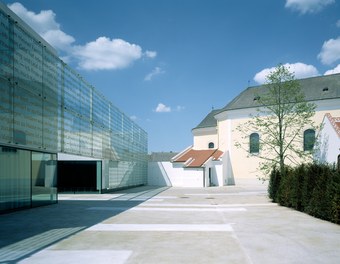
219, 73, 340, 113
192, 109, 220, 130
171, 146, 192, 162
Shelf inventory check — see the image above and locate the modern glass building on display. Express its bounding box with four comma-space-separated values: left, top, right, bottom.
0, 3, 148, 213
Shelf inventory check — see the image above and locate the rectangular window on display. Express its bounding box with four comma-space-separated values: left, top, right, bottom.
303, 129, 315, 151
250, 133, 260, 154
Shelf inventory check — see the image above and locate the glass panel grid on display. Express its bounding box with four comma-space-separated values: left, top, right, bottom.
0, 4, 148, 203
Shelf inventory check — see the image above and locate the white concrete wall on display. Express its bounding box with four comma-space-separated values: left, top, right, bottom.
213, 163, 223, 186
148, 162, 172, 186
316, 116, 340, 164
204, 159, 223, 186
148, 162, 204, 187
222, 151, 235, 185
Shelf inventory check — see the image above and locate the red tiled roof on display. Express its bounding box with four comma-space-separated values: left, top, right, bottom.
325, 113, 340, 137
172, 148, 223, 168
336, 122, 340, 130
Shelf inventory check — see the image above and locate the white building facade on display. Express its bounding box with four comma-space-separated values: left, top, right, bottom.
172, 74, 340, 186
315, 113, 340, 166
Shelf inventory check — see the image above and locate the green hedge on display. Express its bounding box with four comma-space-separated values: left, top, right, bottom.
268, 163, 340, 224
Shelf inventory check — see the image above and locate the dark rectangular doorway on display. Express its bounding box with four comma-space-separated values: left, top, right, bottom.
57, 161, 99, 193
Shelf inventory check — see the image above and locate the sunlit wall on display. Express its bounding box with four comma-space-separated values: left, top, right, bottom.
0, 3, 148, 212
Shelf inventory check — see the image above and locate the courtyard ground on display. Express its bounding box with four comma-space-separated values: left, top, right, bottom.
0, 182, 339, 263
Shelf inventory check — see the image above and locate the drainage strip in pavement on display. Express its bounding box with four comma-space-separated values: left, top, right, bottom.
87, 206, 247, 212
86, 223, 234, 232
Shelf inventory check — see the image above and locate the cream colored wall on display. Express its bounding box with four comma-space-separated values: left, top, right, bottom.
192, 127, 218, 150
217, 119, 228, 151
193, 134, 218, 150
228, 116, 261, 180
218, 99, 340, 181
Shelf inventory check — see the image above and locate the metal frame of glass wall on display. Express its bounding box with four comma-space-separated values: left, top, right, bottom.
0, 3, 148, 212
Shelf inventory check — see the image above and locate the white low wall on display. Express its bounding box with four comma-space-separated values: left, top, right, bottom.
148, 162, 172, 186
204, 160, 224, 187
148, 162, 204, 187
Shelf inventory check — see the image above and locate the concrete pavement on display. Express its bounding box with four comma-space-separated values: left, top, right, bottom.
0, 183, 340, 263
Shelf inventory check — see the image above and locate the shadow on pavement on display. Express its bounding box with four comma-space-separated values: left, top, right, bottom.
0, 186, 168, 263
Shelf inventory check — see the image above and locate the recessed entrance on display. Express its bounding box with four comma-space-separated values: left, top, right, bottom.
57, 161, 99, 193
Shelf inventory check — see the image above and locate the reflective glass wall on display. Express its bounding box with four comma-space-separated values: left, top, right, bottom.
0, 146, 57, 212
0, 4, 147, 212
0, 9, 60, 151
31, 152, 57, 207
0, 147, 31, 211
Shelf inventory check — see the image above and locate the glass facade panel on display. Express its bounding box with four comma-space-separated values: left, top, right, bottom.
0, 146, 31, 211
62, 109, 81, 154
0, 4, 148, 211
79, 117, 92, 156
43, 100, 59, 150
79, 82, 91, 119
13, 85, 43, 147
0, 77, 12, 144
31, 152, 57, 207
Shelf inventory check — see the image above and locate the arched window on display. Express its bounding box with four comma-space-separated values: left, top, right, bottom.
249, 133, 259, 154
303, 129, 315, 151
208, 142, 214, 149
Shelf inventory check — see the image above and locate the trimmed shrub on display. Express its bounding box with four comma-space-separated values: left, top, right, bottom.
277, 167, 293, 207
305, 164, 332, 220
290, 164, 305, 211
268, 167, 281, 202
330, 170, 340, 224
268, 163, 340, 224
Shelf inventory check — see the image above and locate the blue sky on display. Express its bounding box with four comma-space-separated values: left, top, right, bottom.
4, 0, 340, 153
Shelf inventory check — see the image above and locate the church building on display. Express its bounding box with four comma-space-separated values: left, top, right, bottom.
170, 73, 340, 187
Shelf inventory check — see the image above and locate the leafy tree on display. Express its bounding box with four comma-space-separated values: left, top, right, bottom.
235, 64, 317, 179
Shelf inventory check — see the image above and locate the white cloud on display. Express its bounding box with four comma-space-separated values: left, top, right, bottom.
318, 37, 340, 65
8, 2, 75, 50
144, 67, 165, 81
324, 64, 340, 75
155, 103, 171, 113
8, 3, 156, 71
153, 103, 184, 113
8, 2, 58, 33
254, 62, 319, 84
73, 37, 142, 70
42, 30, 75, 51
145, 51, 157, 58
254, 68, 273, 84
285, 0, 335, 14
